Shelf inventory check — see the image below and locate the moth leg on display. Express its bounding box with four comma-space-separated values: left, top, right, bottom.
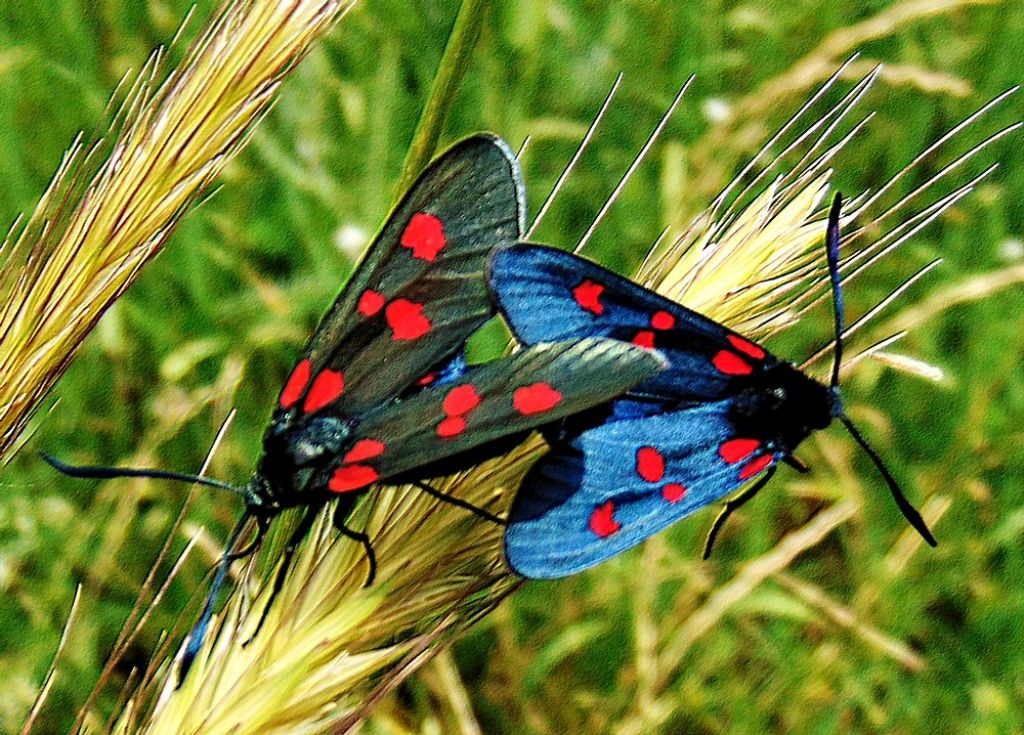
243, 506, 320, 647
783, 455, 809, 474
334, 520, 377, 587
228, 513, 271, 560
238, 551, 257, 621
228, 514, 270, 622
703, 466, 777, 560
179, 514, 251, 686
411, 480, 507, 526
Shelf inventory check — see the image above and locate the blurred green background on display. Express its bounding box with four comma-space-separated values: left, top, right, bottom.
1, 0, 1023, 732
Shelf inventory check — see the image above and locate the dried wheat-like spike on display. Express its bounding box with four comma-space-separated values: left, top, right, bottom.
0, 0, 354, 464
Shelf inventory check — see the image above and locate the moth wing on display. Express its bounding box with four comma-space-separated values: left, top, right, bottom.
278, 134, 525, 422
324, 338, 666, 491
504, 401, 780, 578
490, 244, 778, 402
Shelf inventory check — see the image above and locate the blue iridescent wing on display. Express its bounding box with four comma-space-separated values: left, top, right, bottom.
489, 244, 778, 402
504, 401, 780, 578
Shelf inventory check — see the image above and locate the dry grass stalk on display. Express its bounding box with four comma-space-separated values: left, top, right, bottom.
120, 446, 531, 734
680, 0, 998, 211
0, 0, 354, 464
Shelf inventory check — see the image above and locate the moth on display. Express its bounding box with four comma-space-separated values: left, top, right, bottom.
48, 134, 663, 677
489, 194, 936, 578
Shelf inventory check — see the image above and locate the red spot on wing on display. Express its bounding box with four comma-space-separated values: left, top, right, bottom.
303, 369, 344, 413
280, 359, 311, 409
329, 464, 379, 493
713, 350, 753, 375
636, 447, 665, 483
720, 438, 760, 464
437, 385, 481, 438
572, 279, 605, 315
589, 501, 621, 538
651, 310, 676, 330
358, 289, 385, 316
662, 483, 687, 503
400, 212, 446, 261
437, 416, 467, 438
513, 383, 562, 415
343, 439, 386, 464
727, 334, 766, 360
740, 454, 773, 480
416, 372, 437, 386
633, 330, 656, 349
443, 385, 481, 416
386, 299, 431, 340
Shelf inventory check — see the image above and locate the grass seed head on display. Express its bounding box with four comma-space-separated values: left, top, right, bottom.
0, 0, 353, 464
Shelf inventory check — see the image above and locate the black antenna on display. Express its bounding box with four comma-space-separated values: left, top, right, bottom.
825, 192, 845, 389
824, 193, 937, 547
839, 416, 937, 547
43, 453, 244, 496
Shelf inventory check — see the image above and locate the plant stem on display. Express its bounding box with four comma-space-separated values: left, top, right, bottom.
396, 0, 489, 196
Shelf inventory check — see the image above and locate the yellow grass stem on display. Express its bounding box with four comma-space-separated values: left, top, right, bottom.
397, 0, 491, 195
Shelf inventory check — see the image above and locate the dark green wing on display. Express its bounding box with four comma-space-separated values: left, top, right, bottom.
276, 134, 525, 421
324, 338, 667, 492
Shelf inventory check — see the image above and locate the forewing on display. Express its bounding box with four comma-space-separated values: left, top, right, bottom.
504, 401, 780, 578
490, 244, 777, 402
278, 134, 525, 421
322, 338, 666, 492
